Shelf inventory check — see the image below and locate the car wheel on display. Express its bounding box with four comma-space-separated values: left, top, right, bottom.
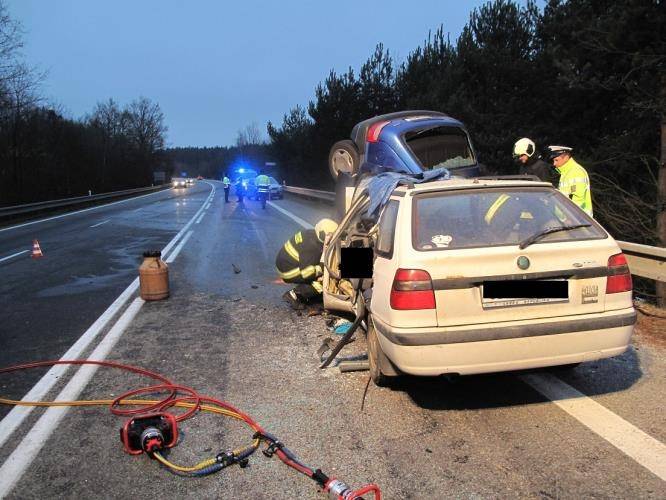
328, 139, 360, 181
367, 315, 398, 387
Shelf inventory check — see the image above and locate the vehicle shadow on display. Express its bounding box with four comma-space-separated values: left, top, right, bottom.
398, 346, 643, 411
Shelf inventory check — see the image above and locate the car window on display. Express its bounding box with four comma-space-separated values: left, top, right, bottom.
376, 200, 399, 257
412, 187, 605, 251
404, 126, 476, 170
269, 177, 278, 184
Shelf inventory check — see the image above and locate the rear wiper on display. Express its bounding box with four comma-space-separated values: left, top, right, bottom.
518, 224, 591, 249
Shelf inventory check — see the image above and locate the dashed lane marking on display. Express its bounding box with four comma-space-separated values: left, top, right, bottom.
0, 189, 167, 234
89, 219, 110, 228
0, 250, 29, 263
521, 373, 666, 481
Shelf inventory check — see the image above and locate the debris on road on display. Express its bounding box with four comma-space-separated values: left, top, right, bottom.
232, 263, 241, 274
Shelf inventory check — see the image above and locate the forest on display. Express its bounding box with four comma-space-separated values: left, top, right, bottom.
268, 0, 664, 251
0, 2, 169, 206
1, 0, 663, 254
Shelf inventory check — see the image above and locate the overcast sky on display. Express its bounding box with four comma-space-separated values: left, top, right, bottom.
7, 1, 536, 148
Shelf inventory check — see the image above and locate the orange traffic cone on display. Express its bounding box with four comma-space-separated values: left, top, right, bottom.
31, 239, 43, 258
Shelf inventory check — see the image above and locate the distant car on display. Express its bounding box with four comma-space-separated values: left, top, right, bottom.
330, 111, 482, 215
247, 176, 283, 200
197, 175, 203, 180
172, 178, 188, 188
185, 178, 195, 186
322, 177, 636, 386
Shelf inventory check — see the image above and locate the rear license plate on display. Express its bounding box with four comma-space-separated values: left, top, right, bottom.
482, 279, 568, 309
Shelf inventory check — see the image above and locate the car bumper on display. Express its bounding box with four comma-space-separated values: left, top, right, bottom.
373, 308, 636, 376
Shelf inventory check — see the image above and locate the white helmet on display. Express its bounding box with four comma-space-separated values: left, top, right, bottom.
315, 218, 338, 242
513, 138, 536, 158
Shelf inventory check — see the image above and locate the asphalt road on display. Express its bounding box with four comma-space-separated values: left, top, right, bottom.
0, 182, 664, 499
0, 184, 212, 406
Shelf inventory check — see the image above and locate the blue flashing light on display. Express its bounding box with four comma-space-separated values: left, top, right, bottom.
238, 168, 245, 173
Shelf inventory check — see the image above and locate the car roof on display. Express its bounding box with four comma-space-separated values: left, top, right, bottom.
391, 177, 554, 195
350, 110, 464, 154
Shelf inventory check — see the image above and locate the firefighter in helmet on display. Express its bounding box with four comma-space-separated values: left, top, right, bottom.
276, 218, 338, 309
512, 137, 555, 184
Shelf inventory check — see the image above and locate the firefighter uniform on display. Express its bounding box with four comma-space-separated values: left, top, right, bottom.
275, 229, 324, 302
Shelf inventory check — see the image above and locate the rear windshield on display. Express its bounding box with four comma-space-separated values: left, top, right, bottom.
405, 126, 476, 170
412, 188, 606, 251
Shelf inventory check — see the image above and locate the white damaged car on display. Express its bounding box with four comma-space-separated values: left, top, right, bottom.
322, 177, 636, 386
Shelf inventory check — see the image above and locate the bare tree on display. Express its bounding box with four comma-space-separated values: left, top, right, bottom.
235, 122, 264, 147
126, 96, 166, 153
0, 0, 23, 91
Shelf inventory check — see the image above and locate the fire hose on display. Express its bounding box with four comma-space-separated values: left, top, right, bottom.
0, 360, 380, 499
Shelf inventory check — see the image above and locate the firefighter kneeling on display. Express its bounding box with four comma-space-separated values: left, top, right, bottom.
276, 218, 338, 309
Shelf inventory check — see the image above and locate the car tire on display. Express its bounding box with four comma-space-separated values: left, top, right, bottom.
367, 315, 398, 387
328, 140, 360, 181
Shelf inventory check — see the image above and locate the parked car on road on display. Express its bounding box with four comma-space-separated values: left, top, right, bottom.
322, 177, 636, 386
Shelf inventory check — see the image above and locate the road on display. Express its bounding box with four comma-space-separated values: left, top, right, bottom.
0, 182, 664, 499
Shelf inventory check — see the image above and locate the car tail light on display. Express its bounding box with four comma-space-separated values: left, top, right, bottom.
606, 253, 632, 294
367, 120, 390, 143
390, 269, 436, 310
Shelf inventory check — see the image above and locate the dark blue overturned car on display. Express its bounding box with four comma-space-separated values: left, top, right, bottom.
328, 110, 480, 180
328, 111, 482, 217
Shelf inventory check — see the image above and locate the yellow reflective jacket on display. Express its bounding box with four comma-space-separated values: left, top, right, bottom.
256, 174, 270, 187
557, 157, 593, 217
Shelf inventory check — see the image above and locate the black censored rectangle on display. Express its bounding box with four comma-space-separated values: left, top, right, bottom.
339, 247, 374, 278
483, 280, 568, 299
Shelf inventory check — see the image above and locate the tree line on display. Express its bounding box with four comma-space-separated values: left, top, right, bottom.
0, 2, 169, 206
267, 0, 665, 252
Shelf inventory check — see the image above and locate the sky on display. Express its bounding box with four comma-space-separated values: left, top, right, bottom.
7, 0, 535, 148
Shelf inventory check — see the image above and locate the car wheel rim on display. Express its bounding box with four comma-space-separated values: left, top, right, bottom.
332, 149, 354, 174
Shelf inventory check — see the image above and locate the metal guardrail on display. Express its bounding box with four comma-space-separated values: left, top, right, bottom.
0, 185, 169, 218
285, 186, 665, 283
617, 241, 666, 282
283, 185, 335, 201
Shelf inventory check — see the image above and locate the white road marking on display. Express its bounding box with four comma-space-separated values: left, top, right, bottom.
0, 250, 29, 263
0, 297, 144, 496
521, 373, 666, 481
195, 212, 205, 224
0, 189, 167, 234
165, 230, 193, 263
89, 219, 110, 228
267, 201, 314, 229
0, 183, 215, 459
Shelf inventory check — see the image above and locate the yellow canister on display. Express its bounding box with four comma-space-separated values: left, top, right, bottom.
139, 250, 169, 301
